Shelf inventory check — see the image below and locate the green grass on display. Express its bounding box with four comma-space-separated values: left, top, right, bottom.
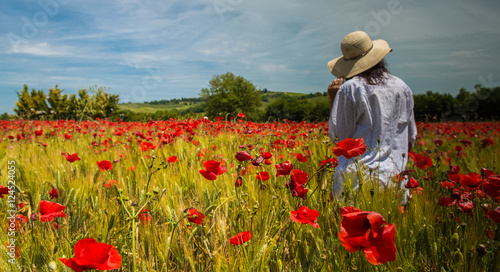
1, 120, 499, 271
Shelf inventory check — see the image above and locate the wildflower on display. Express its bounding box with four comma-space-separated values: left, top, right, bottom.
96, 160, 112, 172
186, 207, 205, 225
235, 151, 252, 162
49, 188, 60, 199
338, 206, 396, 265
64, 153, 81, 163
333, 137, 367, 159
199, 160, 226, 180
230, 231, 252, 245
39, 200, 66, 222
59, 238, 122, 271
291, 205, 319, 228
256, 171, 270, 181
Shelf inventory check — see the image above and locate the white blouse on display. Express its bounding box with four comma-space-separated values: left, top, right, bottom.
328, 73, 417, 196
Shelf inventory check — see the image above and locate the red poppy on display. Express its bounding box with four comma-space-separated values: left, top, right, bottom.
487, 206, 500, 223
291, 169, 309, 185
199, 160, 227, 180
459, 172, 482, 189
275, 161, 293, 176
59, 238, 122, 271
295, 153, 308, 162
230, 231, 252, 245
318, 156, 339, 169
140, 141, 156, 151
235, 151, 252, 162
433, 139, 443, 146
291, 205, 319, 228
64, 153, 81, 163
167, 156, 178, 163
103, 179, 117, 188
458, 201, 473, 214
235, 177, 243, 187
408, 152, 433, 169
138, 209, 151, 225
237, 113, 245, 118
481, 138, 494, 148
96, 160, 112, 172
39, 200, 66, 222
338, 206, 396, 265
261, 152, 272, 159
256, 171, 270, 181
333, 137, 367, 160
186, 207, 205, 225
64, 133, 72, 140
405, 177, 419, 189
34, 129, 43, 136
0, 185, 9, 198
49, 188, 61, 199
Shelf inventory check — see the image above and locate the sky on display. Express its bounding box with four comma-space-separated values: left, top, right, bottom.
1, 0, 500, 114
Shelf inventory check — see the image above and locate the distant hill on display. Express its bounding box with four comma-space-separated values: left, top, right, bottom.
118, 91, 327, 114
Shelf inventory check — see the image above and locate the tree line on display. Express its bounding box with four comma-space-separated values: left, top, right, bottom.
5, 73, 500, 122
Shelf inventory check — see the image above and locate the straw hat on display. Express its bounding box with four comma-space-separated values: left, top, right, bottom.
328, 31, 392, 78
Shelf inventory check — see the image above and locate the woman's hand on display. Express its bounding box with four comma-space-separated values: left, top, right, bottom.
328, 77, 344, 109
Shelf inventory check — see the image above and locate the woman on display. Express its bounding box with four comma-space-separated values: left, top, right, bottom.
327, 31, 417, 199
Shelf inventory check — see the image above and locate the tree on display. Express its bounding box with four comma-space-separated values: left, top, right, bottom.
200, 72, 261, 119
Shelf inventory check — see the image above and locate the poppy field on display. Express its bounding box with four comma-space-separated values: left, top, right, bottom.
0, 117, 499, 271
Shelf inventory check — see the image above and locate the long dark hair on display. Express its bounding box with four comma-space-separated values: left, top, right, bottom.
357, 59, 389, 85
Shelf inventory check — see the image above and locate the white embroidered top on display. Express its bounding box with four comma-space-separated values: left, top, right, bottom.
328, 73, 417, 194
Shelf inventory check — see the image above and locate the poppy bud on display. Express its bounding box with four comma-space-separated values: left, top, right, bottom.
370, 189, 375, 198
451, 232, 459, 246
477, 244, 486, 257
153, 188, 160, 194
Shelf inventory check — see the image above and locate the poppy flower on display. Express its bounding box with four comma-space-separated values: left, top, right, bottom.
96, 160, 112, 172
318, 156, 339, 169
291, 205, 319, 228
295, 153, 308, 162
458, 201, 473, 214
0, 185, 9, 198
103, 180, 117, 188
235, 151, 252, 162
291, 169, 309, 185
34, 129, 43, 136
275, 161, 293, 176
64, 153, 81, 163
230, 231, 252, 245
199, 160, 227, 180
338, 206, 396, 265
167, 156, 178, 163
64, 133, 72, 140
459, 172, 482, 189
251, 156, 264, 166
256, 171, 270, 181
49, 188, 61, 199
59, 238, 122, 271
138, 209, 151, 225
408, 152, 433, 169
237, 113, 245, 118
235, 177, 243, 187
405, 177, 419, 189
487, 206, 500, 223
433, 139, 443, 146
481, 138, 494, 148
261, 152, 272, 159
186, 207, 205, 225
140, 141, 156, 151
333, 137, 367, 160
39, 200, 66, 222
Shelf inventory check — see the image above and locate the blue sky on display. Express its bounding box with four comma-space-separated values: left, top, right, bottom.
1, 0, 500, 114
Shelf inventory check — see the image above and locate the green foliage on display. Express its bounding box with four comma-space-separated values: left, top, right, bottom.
264, 96, 330, 122
200, 72, 262, 119
413, 86, 500, 121
13, 85, 119, 120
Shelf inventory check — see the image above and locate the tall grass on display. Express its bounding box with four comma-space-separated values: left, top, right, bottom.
0, 120, 499, 271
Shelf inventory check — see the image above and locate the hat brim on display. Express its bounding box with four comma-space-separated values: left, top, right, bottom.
328, 39, 392, 78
